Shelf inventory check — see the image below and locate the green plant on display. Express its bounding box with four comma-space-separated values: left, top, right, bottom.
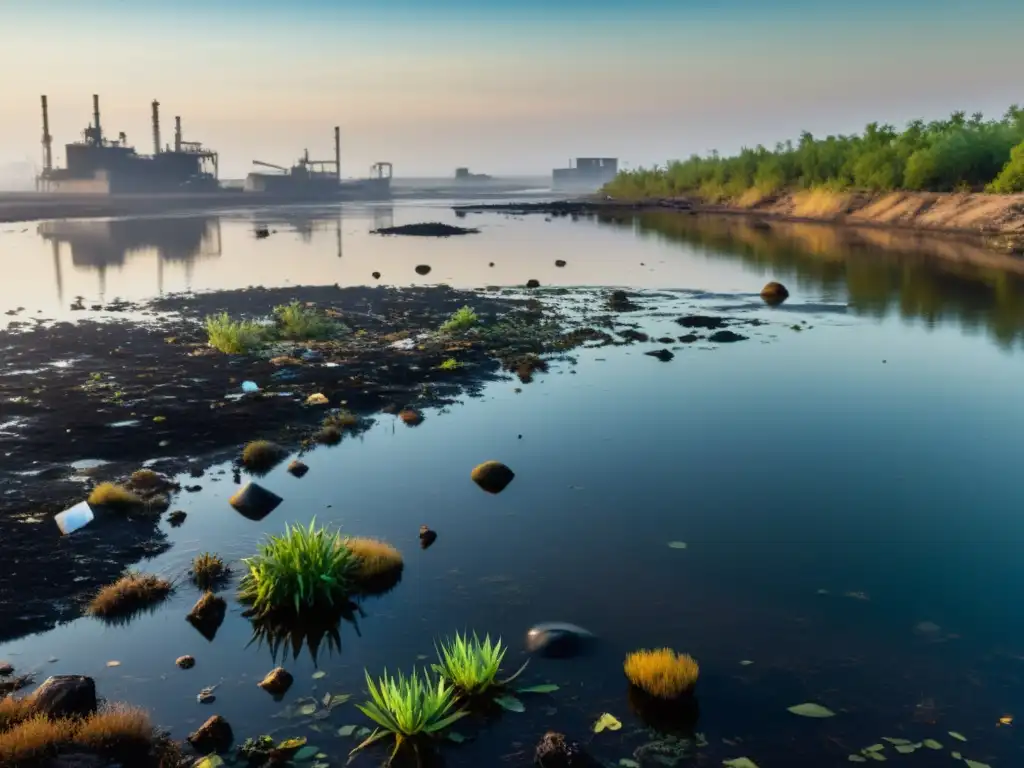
438, 358, 462, 371
239, 519, 358, 616
190, 552, 230, 589
205, 313, 272, 354
351, 668, 468, 764
439, 306, 479, 334
433, 631, 527, 697
273, 301, 337, 340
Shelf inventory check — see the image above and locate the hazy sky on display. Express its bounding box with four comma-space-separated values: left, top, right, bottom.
2, 0, 1023, 179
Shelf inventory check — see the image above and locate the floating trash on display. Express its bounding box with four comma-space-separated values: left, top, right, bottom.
241, 381, 260, 393
54, 501, 95, 535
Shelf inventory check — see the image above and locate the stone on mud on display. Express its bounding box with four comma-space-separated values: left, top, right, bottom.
29, 675, 97, 719
414, 265, 432, 276
760, 281, 789, 304
188, 714, 234, 754
258, 667, 294, 697
608, 290, 639, 311
676, 315, 726, 329
471, 461, 515, 494
229, 483, 282, 521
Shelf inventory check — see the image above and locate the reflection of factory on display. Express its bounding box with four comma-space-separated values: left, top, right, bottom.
37, 216, 221, 302
552, 157, 619, 191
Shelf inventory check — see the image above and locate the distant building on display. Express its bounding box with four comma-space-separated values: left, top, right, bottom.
552, 157, 618, 191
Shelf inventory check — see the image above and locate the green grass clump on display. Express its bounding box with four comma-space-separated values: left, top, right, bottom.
273, 301, 337, 341
351, 668, 467, 764
205, 312, 271, 354
433, 631, 526, 697
239, 520, 358, 617
190, 552, 230, 589
438, 358, 462, 371
439, 306, 479, 334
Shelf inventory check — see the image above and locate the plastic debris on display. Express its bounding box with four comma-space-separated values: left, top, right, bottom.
241, 381, 260, 393
54, 501, 95, 535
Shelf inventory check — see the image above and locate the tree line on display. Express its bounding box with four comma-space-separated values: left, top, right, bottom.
604, 106, 1024, 199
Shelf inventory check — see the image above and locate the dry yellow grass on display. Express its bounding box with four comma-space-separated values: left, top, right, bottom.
73, 704, 154, 754
788, 189, 853, 218
735, 188, 768, 208
191, 552, 229, 589
316, 425, 342, 445
345, 537, 404, 580
0, 696, 35, 733
0, 713, 76, 764
128, 469, 163, 491
624, 648, 699, 699
87, 482, 143, 510
241, 440, 286, 472
87, 573, 173, 619
323, 410, 358, 429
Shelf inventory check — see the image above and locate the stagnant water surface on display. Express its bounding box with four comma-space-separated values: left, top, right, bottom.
2, 203, 1024, 767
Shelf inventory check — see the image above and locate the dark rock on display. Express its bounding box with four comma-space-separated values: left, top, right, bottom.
287, 460, 309, 478
255, 227, 270, 239
554, 260, 567, 267
677, 315, 726, 329
489, 262, 495, 267
608, 290, 639, 311
372, 271, 381, 279
419, 525, 437, 549
645, 349, 674, 362
374, 222, 478, 237
188, 714, 234, 754
168, 510, 187, 527
760, 281, 789, 305
229, 482, 282, 521
526, 623, 594, 658
414, 265, 432, 276
619, 329, 649, 343
176, 655, 195, 669
709, 330, 747, 343
258, 667, 293, 697
184, 484, 203, 493
471, 461, 515, 494
678, 334, 700, 343
534, 731, 595, 767
657, 336, 675, 344
0, 662, 12, 676
187, 593, 227, 642
526, 279, 541, 289
29, 675, 97, 719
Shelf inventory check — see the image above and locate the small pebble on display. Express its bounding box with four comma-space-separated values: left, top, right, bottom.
177, 656, 195, 670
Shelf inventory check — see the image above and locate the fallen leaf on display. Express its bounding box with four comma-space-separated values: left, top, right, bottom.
882, 738, 912, 746
922, 740, 943, 750
739, 660, 754, 666
337, 725, 357, 737
964, 760, 992, 768
848, 757, 867, 764
298, 703, 317, 716
293, 745, 319, 761
863, 752, 887, 762
667, 541, 688, 549
787, 703, 836, 718
447, 731, 467, 743
949, 731, 968, 742
277, 737, 307, 750
952, 752, 962, 760
593, 712, 622, 733
619, 760, 640, 768
517, 684, 559, 694
863, 745, 885, 752
894, 744, 919, 754
493, 695, 525, 713
326, 693, 352, 709
194, 758, 225, 768
998, 715, 1013, 726
311, 671, 326, 679
723, 759, 759, 768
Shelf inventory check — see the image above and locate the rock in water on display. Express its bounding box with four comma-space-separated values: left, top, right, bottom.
676, 315, 726, 329
187, 593, 227, 641
526, 279, 541, 289
188, 714, 234, 754
555, 260, 567, 267
471, 461, 515, 494
30, 675, 97, 719
419, 525, 438, 549
525, 623, 594, 658
709, 330, 747, 343
258, 667, 294, 697
229, 483, 282, 521
645, 349, 674, 362
176, 656, 195, 670
287, 460, 309, 478
534, 731, 595, 767
760, 281, 789, 305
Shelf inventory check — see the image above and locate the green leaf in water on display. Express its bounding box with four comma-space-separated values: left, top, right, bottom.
848, 757, 867, 764
952, 752, 962, 761
894, 744, 919, 754
194, 758, 225, 768
863, 753, 887, 762
723, 759, 760, 768
516, 684, 559, 694
739, 660, 754, 666
493, 695, 525, 713
922, 739, 943, 750
337, 725, 357, 737
447, 731, 468, 743
313, 763, 330, 768
964, 760, 992, 768
593, 712, 622, 733
356, 726, 372, 737
667, 541, 688, 549
863, 745, 884, 752
315, 754, 327, 760
298, 703, 317, 716
949, 731, 968, 742
322, 693, 332, 708
882, 738, 911, 746
276, 737, 307, 750
619, 760, 641, 768
293, 745, 320, 761
311, 671, 326, 680
326, 693, 352, 709
787, 703, 836, 718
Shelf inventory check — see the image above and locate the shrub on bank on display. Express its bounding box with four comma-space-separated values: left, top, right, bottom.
988, 140, 1024, 193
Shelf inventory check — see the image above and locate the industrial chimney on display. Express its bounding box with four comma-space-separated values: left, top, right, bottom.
92, 94, 102, 144
174, 116, 181, 152
151, 100, 161, 155
40, 95, 53, 172
334, 126, 341, 181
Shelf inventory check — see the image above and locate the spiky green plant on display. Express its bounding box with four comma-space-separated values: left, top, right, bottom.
433, 631, 527, 697
238, 519, 358, 616
351, 668, 468, 764
273, 301, 337, 340
438, 358, 462, 371
205, 312, 272, 354
438, 306, 479, 334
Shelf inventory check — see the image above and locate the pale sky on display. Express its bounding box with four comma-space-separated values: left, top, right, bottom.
1, 0, 1023, 179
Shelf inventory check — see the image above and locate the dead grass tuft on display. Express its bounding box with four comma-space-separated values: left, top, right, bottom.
87, 482, 143, 511
190, 552, 230, 589
0, 696, 36, 733
316, 426, 342, 445
0, 713, 75, 764
344, 537, 404, 596
73, 704, 155, 756
624, 648, 699, 699
323, 410, 358, 429
241, 440, 287, 473
128, 469, 163, 491
87, 573, 173, 620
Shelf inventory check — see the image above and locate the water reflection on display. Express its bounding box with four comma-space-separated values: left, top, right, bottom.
612, 211, 1024, 347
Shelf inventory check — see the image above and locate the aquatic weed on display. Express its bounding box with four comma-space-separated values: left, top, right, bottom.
624, 648, 699, 699
205, 312, 272, 354
239, 519, 358, 616
433, 631, 527, 697
439, 306, 479, 334
351, 668, 468, 764
273, 301, 337, 341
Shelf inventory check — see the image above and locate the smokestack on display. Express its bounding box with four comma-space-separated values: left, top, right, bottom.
174, 116, 181, 152
40, 95, 53, 172
334, 126, 341, 180
151, 100, 161, 155
92, 94, 102, 144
